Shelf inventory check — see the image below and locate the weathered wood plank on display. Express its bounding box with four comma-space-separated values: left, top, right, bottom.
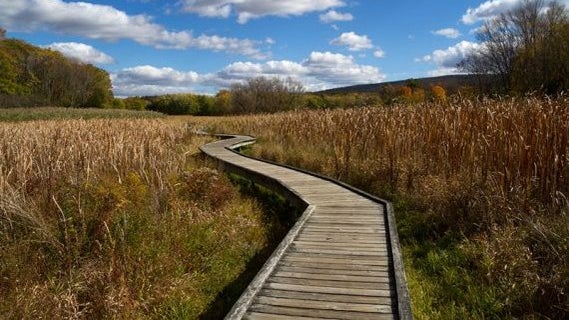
295, 236, 387, 244
254, 296, 394, 313
249, 304, 395, 320
245, 312, 328, 320
293, 240, 388, 248
277, 260, 390, 272
289, 247, 388, 257
268, 276, 392, 290
291, 245, 388, 254
273, 271, 391, 283
259, 288, 393, 305
282, 255, 390, 266
276, 266, 388, 277
265, 282, 394, 297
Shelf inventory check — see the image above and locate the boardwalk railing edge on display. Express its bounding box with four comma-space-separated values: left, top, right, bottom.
199, 133, 413, 320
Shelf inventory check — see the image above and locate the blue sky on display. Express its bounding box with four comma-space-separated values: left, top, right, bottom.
1, 0, 566, 96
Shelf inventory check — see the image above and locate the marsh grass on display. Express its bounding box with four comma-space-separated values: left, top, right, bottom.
0, 107, 163, 122
200, 96, 569, 319
0, 118, 274, 318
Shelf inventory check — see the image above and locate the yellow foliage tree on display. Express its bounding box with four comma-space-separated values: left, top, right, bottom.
399, 86, 413, 99
431, 85, 447, 103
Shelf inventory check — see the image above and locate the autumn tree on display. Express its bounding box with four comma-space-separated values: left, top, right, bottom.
230, 77, 304, 114
460, 0, 569, 93
431, 85, 447, 102
0, 38, 113, 107
212, 90, 232, 115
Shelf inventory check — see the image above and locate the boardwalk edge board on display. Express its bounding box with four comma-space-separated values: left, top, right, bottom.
199, 133, 412, 320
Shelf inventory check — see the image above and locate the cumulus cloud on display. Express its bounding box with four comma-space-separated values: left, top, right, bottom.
43, 42, 114, 64
113, 51, 385, 95
319, 10, 353, 23
431, 28, 461, 39
330, 32, 373, 51
462, 0, 569, 24
0, 0, 265, 58
112, 65, 202, 96
181, 0, 345, 24
420, 41, 483, 75
303, 51, 385, 87
373, 49, 385, 58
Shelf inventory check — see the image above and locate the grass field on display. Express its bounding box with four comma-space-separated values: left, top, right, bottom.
199, 96, 569, 319
0, 107, 163, 122
0, 116, 286, 318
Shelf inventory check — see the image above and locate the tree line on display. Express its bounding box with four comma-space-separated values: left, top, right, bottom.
460, 0, 569, 94
0, 30, 113, 108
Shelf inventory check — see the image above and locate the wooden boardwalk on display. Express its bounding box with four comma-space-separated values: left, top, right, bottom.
200, 134, 412, 320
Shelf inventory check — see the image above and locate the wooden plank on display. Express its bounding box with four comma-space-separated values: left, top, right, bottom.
289, 247, 388, 257
259, 289, 393, 305
304, 222, 385, 229
255, 296, 394, 313
295, 235, 385, 243
276, 265, 388, 277
265, 282, 393, 297
273, 271, 391, 283
285, 251, 389, 261
249, 304, 395, 320
300, 230, 385, 237
291, 245, 388, 254
297, 232, 386, 239
277, 260, 389, 272
268, 276, 391, 290
313, 205, 381, 210
293, 240, 388, 248
282, 256, 389, 267
302, 225, 385, 233
308, 217, 384, 224
245, 312, 328, 320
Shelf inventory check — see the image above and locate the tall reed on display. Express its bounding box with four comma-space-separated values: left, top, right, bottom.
0, 119, 269, 318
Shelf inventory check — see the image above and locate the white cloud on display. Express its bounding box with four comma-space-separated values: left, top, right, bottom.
462, 0, 569, 24
181, 0, 345, 24
462, 0, 520, 24
43, 42, 114, 64
420, 41, 483, 75
432, 28, 461, 39
113, 51, 385, 95
112, 65, 202, 96
302, 51, 385, 87
330, 32, 373, 51
373, 49, 385, 58
319, 10, 353, 23
0, 0, 265, 58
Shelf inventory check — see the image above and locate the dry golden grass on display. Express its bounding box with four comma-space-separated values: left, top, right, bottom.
0, 118, 271, 318
199, 96, 569, 319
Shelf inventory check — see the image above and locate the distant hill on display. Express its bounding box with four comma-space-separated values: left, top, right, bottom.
319, 74, 491, 94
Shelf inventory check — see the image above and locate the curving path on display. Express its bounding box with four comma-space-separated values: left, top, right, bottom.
200, 134, 412, 320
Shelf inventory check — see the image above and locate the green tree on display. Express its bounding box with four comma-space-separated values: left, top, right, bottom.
0, 37, 114, 107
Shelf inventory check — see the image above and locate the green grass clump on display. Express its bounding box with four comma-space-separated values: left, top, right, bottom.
0, 107, 163, 122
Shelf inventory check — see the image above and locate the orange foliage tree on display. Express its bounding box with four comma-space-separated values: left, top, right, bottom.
431, 85, 447, 103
